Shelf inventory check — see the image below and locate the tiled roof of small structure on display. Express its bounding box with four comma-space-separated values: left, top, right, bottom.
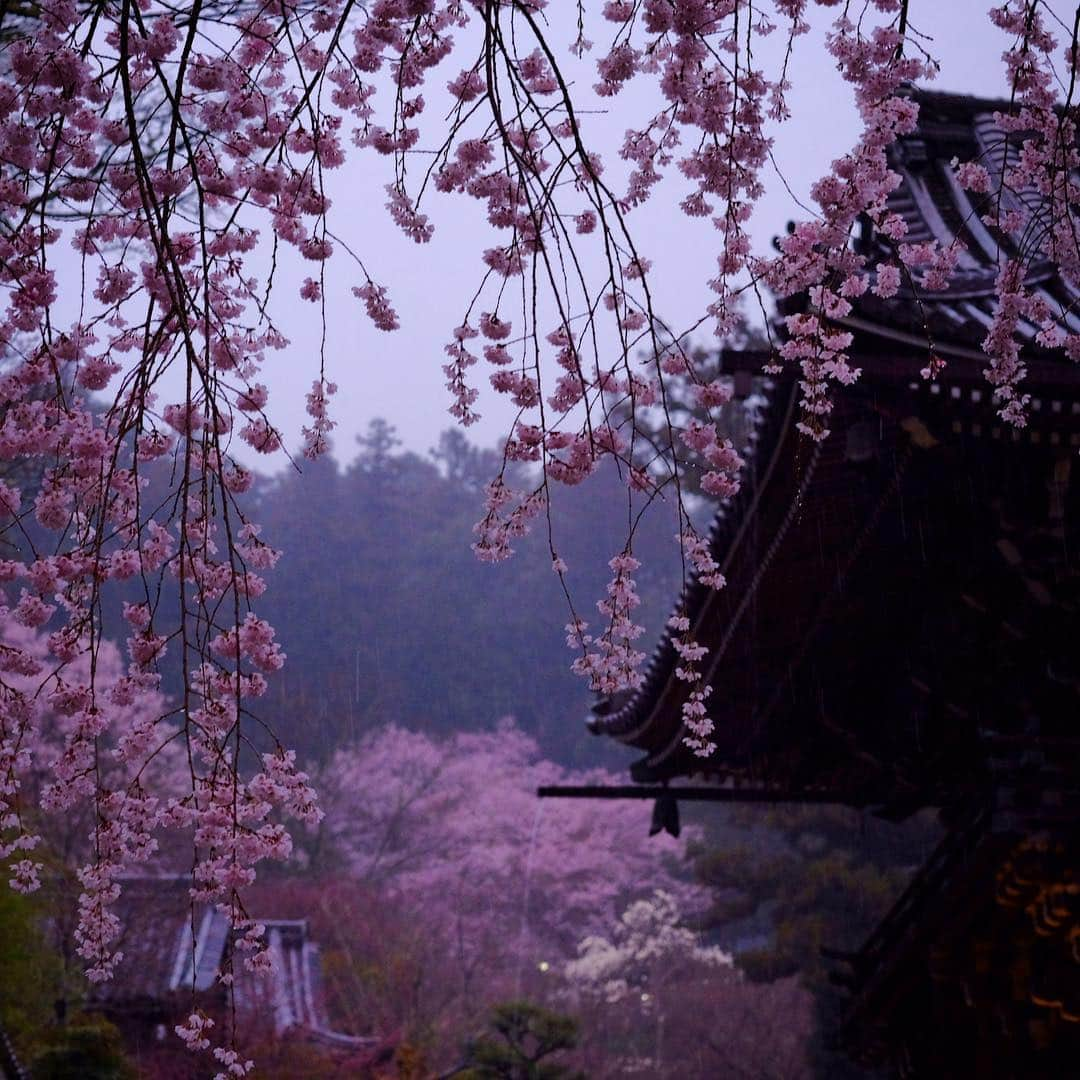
91, 876, 370, 1047
589, 86, 1080, 774
93, 875, 202, 1004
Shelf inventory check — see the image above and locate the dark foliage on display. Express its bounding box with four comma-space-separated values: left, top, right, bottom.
458, 1001, 585, 1080
690, 805, 941, 1078
29, 1021, 135, 1080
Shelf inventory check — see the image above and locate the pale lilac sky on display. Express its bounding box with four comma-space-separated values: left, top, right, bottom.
65, 3, 1077, 471
284, 4, 1048, 469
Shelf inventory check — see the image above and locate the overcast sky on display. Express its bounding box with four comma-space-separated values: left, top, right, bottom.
62, 3, 1079, 472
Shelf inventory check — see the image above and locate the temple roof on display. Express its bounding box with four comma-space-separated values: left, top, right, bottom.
838, 86, 1080, 370
583, 83, 1080, 1078
589, 87, 1080, 812
591, 374, 1079, 807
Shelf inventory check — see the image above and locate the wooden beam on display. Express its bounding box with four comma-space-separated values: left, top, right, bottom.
536, 784, 870, 805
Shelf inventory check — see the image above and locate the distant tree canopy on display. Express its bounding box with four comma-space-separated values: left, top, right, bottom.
252, 421, 687, 766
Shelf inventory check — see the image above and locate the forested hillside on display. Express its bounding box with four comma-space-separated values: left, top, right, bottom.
251, 423, 688, 766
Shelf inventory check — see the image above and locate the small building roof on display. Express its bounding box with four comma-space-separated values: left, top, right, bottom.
91, 876, 371, 1048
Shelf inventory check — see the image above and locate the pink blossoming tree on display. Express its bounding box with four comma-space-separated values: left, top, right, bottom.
317, 721, 700, 984
296, 722, 812, 1076
307, 722, 705, 1061
0, 0, 1077, 1070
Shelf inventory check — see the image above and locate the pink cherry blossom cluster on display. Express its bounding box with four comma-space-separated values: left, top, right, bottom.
570, 554, 647, 695
472, 477, 547, 563
176, 1010, 255, 1078
949, 3, 1080, 423
762, 12, 932, 439
667, 612, 716, 757
680, 419, 745, 500
302, 379, 339, 461
175, 1012, 215, 1053
680, 529, 727, 592
0, 627, 175, 978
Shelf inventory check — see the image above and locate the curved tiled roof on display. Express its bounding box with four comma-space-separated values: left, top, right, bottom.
844, 87, 1080, 365
589, 368, 787, 743
589, 88, 1080, 802
92, 876, 371, 1048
